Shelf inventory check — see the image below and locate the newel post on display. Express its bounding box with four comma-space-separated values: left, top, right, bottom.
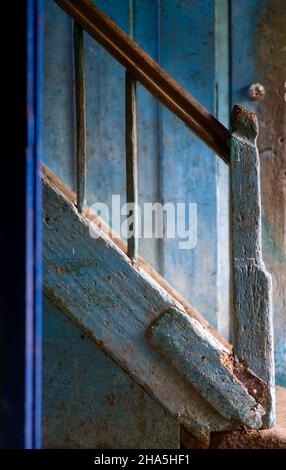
230, 105, 275, 427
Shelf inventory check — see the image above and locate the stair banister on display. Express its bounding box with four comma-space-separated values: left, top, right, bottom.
56, 0, 230, 163
230, 105, 275, 426
53, 0, 275, 428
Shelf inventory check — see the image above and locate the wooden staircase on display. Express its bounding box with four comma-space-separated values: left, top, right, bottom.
43, 164, 272, 446
43, 0, 277, 448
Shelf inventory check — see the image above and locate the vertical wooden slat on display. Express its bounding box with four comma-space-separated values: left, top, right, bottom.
230, 104, 275, 428
56, 0, 230, 162
125, 70, 138, 262
73, 22, 86, 212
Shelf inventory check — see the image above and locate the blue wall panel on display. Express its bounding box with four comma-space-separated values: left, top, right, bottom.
43, 0, 286, 433
159, 0, 229, 330
135, 0, 162, 270
43, 0, 75, 186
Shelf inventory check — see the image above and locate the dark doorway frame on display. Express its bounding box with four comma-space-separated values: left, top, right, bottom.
0, 0, 43, 449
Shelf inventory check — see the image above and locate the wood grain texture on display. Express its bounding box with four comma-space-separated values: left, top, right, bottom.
230, 105, 275, 427
182, 386, 286, 449
43, 0, 231, 337
43, 295, 180, 449
42, 163, 230, 349
43, 174, 238, 446
55, 0, 230, 162
159, 0, 229, 333
149, 307, 265, 429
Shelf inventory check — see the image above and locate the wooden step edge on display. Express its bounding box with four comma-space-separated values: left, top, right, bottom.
181, 386, 286, 449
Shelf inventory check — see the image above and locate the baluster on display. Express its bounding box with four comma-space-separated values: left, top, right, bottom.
73, 22, 86, 213
230, 105, 275, 427
125, 70, 138, 262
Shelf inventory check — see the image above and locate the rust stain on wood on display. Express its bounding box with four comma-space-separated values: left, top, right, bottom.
49, 264, 67, 275
221, 353, 271, 411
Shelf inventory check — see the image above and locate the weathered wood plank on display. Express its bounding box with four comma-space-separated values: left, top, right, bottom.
43, 295, 180, 449
182, 385, 286, 448
44, 0, 231, 333
43, 174, 270, 442
149, 307, 265, 428
230, 105, 275, 427
42, 163, 230, 350
55, 0, 230, 162
43, 175, 238, 445
159, 0, 230, 335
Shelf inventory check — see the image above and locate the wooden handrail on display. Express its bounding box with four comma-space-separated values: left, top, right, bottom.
55, 0, 230, 164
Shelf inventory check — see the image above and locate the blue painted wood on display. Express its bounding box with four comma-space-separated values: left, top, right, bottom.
231, 0, 286, 386
43, 0, 75, 188
43, 175, 237, 445
159, 0, 229, 332
85, 0, 128, 219
42, 2, 286, 441
43, 0, 230, 334
150, 307, 265, 429
26, 0, 43, 448
135, 0, 162, 270
0, 0, 42, 449
231, 0, 262, 112
230, 105, 275, 427
43, 295, 179, 449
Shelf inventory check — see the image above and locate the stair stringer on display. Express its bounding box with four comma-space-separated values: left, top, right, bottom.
43, 173, 267, 446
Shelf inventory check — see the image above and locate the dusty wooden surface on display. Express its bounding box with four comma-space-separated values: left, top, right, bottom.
44, 1, 286, 379
43, 0, 230, 337
210, 387, 286, 449
42, 163, 230, 349
230, 105, 275, 427
43, 173, 235, 445
150, 307, 265, 428
43, 295, 180, 449
43, 170, 273, 443
55, 0, 230, 162
182, 386, 286, 449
